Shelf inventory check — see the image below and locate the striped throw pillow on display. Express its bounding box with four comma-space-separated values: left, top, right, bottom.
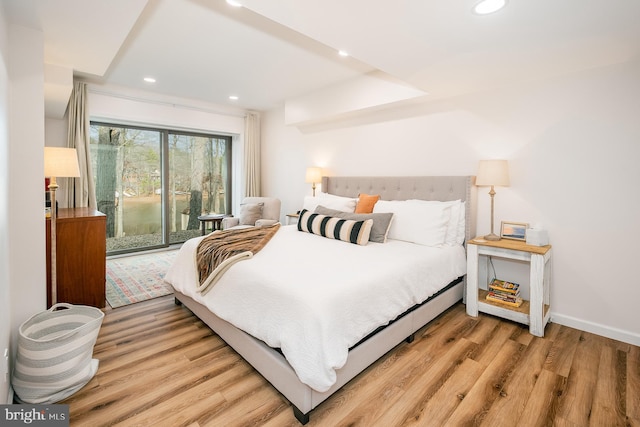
297, 209, 373, 245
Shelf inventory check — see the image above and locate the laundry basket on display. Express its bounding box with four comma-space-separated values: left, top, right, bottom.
12, 303, 105, 404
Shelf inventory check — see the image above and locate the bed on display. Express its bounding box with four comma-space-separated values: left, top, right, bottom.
165, 176, 477, 424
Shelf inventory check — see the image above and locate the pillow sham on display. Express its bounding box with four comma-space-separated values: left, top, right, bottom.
456, 201, 466, 244
314, 205, 393, 243
302, 193, 357, 213
239, 202, 263, 225
297, 209, 372, 245
355, 193, 380, 214
302, 196, 321, 212
407, 199, 465, 246
317, 192, 357, 212
373, 200, 451, 247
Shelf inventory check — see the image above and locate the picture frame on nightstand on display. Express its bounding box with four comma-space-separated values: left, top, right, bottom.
500, 221, 528, 241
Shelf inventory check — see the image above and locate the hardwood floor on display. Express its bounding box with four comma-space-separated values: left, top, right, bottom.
63, 295, 640, 426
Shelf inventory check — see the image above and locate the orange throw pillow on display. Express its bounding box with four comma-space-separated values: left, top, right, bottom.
355, 193, 380, 214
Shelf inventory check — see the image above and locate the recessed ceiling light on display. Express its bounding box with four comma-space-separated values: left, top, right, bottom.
473, 0, 506, 15
229, 95, 239, 101
338, 50, 349, 57
226, 0, 242, 7
143, 77, 156, 83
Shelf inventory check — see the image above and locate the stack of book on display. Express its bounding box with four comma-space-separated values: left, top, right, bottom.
486, 279, 523, 307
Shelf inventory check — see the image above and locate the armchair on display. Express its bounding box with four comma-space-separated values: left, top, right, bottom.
222, 197, 281, 230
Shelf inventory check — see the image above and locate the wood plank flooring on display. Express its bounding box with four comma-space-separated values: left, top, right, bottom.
62, 296, 640, 426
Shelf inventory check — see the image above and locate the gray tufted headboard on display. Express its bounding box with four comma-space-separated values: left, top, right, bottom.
321, 176, 477, 243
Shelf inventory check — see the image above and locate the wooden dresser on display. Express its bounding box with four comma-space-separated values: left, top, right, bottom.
46, 208, 106, 308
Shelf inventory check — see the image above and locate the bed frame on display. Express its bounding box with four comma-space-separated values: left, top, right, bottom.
173, 176, 477, 424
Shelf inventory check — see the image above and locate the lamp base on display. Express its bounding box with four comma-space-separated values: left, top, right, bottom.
484, 233, 501, 241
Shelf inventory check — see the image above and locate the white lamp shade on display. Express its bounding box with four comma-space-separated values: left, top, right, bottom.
44, 147, 81, 178
476, 159, 510, 187
305, 167, 322, 183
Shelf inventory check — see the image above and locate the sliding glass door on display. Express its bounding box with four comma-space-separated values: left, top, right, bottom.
90, 123, 231, 254
167, 133, 231, 244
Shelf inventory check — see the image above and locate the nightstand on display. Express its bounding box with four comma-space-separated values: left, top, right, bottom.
466, 237, 552, 337
285, 213, 299, 225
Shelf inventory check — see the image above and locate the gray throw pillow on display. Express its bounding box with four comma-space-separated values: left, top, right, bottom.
314, 205, 394, 243
239, 203, 264, 225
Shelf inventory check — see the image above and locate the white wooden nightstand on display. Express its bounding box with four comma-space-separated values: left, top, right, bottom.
285, 213, 299, 225
466, 237, 552, 337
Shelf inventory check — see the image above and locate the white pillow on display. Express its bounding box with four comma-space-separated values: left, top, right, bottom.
456, 201, 466, 245
407, 199, 464, 246
373, 200, 451, 246
317, 192, 357, 212
302, 196, 321, 212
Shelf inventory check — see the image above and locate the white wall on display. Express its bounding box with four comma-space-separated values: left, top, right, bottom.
0, 3, 11, 404
87, 87, 245, 136
2, 23, 48, 403
45, 117, 67, 148
262, 59, 640, 346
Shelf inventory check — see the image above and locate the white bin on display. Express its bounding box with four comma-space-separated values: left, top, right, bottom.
12, 303, 104, 404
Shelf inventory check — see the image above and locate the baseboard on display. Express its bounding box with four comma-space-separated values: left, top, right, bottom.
551, 313, 640, 346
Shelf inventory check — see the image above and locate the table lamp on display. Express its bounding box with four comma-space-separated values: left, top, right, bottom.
305, 167, 322, 197
476, 159, 510, 241
44, 147, 81, 305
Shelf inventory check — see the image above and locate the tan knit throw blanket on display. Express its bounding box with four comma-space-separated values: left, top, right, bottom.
195, 223, 280, 295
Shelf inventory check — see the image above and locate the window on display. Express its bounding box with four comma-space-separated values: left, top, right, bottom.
90, 122, 232, 254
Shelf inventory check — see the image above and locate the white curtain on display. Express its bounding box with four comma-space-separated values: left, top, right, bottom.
66, 81, 96, 209
243, 112, 261, 197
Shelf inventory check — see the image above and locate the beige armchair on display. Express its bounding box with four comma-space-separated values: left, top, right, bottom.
222, 197, 281, 230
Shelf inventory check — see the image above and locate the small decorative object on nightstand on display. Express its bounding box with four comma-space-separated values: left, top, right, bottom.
466, 237, 552, 337
500, 221, 528, 241
526, 228, 549, 246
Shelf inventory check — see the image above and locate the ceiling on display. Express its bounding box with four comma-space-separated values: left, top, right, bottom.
4, 0, 640, 117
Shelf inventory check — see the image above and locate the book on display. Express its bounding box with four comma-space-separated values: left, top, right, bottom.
486, 291, 523, 308
489, 279, 520, 296
490, 288, 520, 298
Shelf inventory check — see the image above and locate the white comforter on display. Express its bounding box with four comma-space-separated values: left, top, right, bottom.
165, 225, 466, 392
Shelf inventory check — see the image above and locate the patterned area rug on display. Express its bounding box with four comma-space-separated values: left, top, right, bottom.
106, 250, 178, 308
